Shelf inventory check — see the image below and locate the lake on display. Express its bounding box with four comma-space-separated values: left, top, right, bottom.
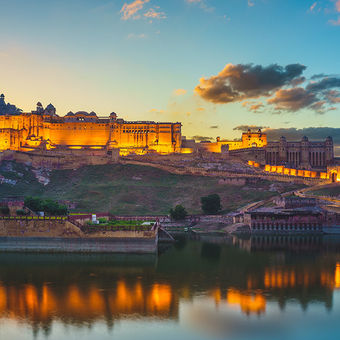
1, 235, 340, 340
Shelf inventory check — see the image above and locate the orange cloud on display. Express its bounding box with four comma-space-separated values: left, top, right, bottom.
173, 89, 187, 96
337, 0, 340, 12
144, 8, 166, 20
120, 0, 150, 20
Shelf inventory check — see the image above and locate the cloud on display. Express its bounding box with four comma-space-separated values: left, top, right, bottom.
149, 108, 164, 113
191, 135, 214, 141
267, 87, 317, 112
267, 77, 340, 112
329, 17, 340, 25
195, 62, 340, 113
144, 8, 166, 20
248, 0, 255, 7
233, 125, 269, 132
194, 63, 306, 104
337, 0, 340, 12
127, 33, 147, 39
309, 2, 317, 12
306, 77, 340, 91
260, 127, 340, 144
326, 90, 340, 103
186, 0, 214, 12
173, 88, 187, 96
120, 0, 150, 20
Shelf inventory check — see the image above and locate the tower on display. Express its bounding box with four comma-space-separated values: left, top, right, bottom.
300, 136, 310, 168
279, 136, 287, 164
36, 102, 44, 114
325, 136, 334, 165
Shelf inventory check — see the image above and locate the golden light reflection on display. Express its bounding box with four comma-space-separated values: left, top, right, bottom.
226, 289, 266, 315
0, 279, 177, 326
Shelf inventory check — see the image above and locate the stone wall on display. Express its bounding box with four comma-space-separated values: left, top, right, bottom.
0, 236, 157, 254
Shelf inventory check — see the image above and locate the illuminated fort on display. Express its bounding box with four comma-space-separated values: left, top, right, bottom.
0, 94, 337, 178
0, 94, 182, 155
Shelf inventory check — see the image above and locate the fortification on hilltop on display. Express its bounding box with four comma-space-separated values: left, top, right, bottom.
0, 95, 182, 155
0, 94, 337, 179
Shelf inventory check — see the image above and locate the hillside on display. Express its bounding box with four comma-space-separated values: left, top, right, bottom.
0, 161, 304, 215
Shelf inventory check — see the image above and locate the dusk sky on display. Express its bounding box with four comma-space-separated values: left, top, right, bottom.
1, 0, 340, 141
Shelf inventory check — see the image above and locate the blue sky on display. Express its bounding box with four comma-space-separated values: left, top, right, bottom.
0, 0, 339, 140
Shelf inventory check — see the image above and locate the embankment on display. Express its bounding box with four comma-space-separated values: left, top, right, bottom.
0, 219, 157, 254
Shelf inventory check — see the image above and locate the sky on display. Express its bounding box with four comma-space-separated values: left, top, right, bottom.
0, 0, 340, 142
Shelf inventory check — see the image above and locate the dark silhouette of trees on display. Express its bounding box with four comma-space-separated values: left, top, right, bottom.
200, 194, 221, 214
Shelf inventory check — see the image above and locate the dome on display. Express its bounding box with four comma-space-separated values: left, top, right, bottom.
65, 111, 74, 116
75, 111, 89, 115
46, 103, 55, 109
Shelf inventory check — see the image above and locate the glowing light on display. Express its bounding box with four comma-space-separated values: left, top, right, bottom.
227, 289, 266, 315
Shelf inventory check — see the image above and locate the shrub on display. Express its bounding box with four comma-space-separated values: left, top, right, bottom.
16, 209, 28, 216
24, 197, 68, 216
201, 194, 221, 215
169, 205, 188, 221
0, 206, 10, 215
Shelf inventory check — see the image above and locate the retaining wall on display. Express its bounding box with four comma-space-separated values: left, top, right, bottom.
0, 236, 157, 254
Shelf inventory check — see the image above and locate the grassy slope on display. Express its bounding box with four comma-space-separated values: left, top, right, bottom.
311, 186, 340, 198
0, 162, 304, 215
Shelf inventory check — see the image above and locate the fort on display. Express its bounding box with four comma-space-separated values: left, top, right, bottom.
0, 94, 339, 182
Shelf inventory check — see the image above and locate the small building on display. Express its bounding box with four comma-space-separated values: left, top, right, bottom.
244, 207, 324, 234
274, 196, 317, 209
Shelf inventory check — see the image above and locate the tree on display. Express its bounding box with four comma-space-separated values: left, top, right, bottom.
169, 205, 188, 221
201, 194, 221, 215
0, 206, 10, 215
24, 197, 43, 212
24, 197, 68, 216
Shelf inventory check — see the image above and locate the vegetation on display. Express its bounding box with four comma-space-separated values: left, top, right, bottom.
16, 209, 28, 216
24, 197, 68, 216
310, 186, 340, 198
87, 219, 152, 227
201, 194, 222, 215
0, 161, 306, 215
169, 205, 188, 220
0, 206, 10, 215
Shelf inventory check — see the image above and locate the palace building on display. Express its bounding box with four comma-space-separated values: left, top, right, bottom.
264, 135, 334, 169
0, 95, 182, 155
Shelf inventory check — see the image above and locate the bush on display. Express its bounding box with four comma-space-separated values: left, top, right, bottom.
0, 206, 10, 215
24, 196, 68, 216
169, 205, 188, 221
24, 197, 43, 212
201, 194, 221, 215
16, 209, 28, 216
98, 217, 108, 224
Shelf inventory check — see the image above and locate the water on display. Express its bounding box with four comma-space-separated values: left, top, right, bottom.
1, 235, 340, 340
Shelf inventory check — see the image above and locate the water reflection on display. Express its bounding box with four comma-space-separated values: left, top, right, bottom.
1, 236, 340, 338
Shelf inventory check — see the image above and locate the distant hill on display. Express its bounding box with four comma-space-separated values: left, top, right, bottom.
0, 161, 304, 215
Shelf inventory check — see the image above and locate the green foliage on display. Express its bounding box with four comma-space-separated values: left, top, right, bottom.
98, 217, 108, 224
201, 194, 222, 215
24, 196, 68, 216
0, 206, 10, 215
16, 209, 28, 216
169, 205, 188, 221
24, 197, 43, 212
